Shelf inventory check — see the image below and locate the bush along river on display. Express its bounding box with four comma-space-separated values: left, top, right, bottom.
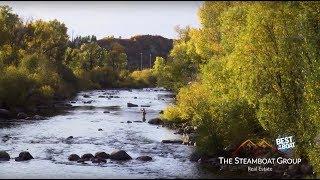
0, 88, 216, 179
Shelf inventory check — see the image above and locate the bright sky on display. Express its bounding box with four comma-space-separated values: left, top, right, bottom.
0, 1, 202, 40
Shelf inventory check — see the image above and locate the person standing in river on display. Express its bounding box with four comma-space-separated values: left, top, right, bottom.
141, 108, 146, 122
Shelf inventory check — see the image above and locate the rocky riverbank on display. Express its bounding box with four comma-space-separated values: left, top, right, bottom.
152, 117, 317, 179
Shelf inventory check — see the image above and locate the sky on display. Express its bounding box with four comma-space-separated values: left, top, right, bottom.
0, 1, 202, 40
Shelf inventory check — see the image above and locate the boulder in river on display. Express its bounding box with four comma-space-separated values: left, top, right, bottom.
127, 121, 132, 123
15, 151, 33, 161
136, 156, 152, 161
83, 94, 90, 98
110, 150, 132, 161
133, 121, 143, 123
2, 135, 10, 142
92, 157, 107, 164
0, 151, 10, 161
0, 109, 10, 118
84, 100, 93, 104
33, 115, 45, 120
98, 128, 103, 131
81, 153, 94, 161
95, 152, 110, 159
148, 118, 163, 125
17, 112, 28, 119
77, 159, 85, 163
68, 154, 80, 161
141, 105, 150, 107
161, 139, 183, 144
103, 111, 110, 113
127, 103, 138, 107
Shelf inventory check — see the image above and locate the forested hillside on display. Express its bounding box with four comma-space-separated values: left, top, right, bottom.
97, 35, 173, 70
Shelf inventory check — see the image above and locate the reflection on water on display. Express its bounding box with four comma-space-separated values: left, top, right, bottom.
0, 88, 215, 179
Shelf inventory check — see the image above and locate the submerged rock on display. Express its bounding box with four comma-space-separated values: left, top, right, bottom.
136, 156, 152, 161
83, 94, 90, 98
17, 112, 28, 119
2, 135, 10, 142
110, 150, 132, 161
95, 152, 110, 159
81, 153, 94, 161
127, 103, 138, 107
66, 136, 73, 140
148, 118, 163, 125
161, 139, 183, 144
68, 154, 80, 161
103, 111, 110, 113
33, 115, 45, 120
84, 100, 93, 104
15, 151, 33, 161
0, 151, 10, 161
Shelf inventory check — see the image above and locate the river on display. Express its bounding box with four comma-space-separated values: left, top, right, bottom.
0, 88, 215, 179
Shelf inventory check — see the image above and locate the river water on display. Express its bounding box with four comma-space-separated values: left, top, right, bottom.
0, 88, 215, 179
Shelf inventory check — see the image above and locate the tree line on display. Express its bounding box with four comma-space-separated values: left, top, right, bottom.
0, 5, 155, 112
151, 1, 320, 173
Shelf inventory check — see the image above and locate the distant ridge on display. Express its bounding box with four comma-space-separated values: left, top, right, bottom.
97, 35, 173, 70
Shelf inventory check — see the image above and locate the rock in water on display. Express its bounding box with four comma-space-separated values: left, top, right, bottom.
161, 139, 183, 144
0, 109, 10, 118
127, 121, 132, 123
110, 150, 132, 161
133, 121, 143, 123
81, 153, 94, 161
92, 157, 107, 164
98, 128, 103, 131
83, 94, 90, 98
17, 112, 27, 119
136, 156, 152, 161
77, 159, 85, 163
15, 151, 33, 161
2, 135, 10, 142
127, 103, 138, 107
68, 154, 80, 161
0, 151, 10, 161
148, 118, 163, 125
95, 152, 110, 159
33, 115, 45, 120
